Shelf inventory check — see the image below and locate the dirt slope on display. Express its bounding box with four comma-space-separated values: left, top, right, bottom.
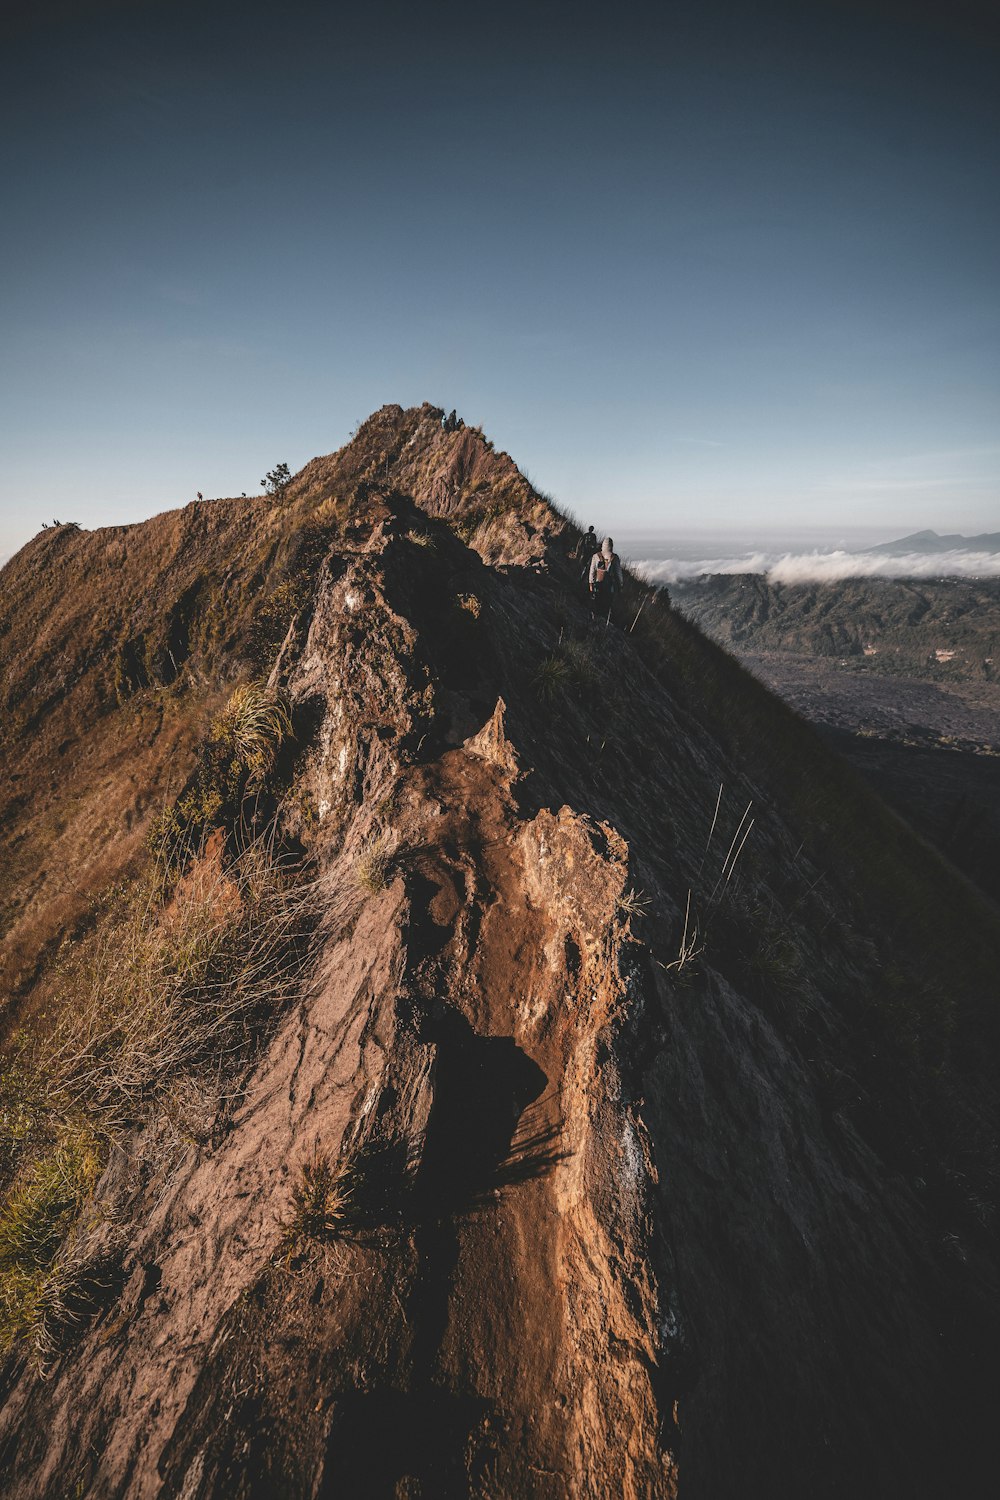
1, 406, 999, 1498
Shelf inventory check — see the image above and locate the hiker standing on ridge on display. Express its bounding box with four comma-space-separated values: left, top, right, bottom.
573, 524, 598, 581
574, 525, 597, 560
589, 536, 623, 618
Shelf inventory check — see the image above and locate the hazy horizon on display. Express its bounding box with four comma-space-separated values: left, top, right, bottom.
6, 511, 999, 582
2, 0, 998, 560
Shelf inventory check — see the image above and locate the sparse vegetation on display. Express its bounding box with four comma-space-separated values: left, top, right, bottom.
533, 637, 598, 703
0, 831, 317, 1358
661, 889, 704, 975
661, 788, 755, 978
617, 887, 650, 922
356, 832, 392, 894
251, 577, 313, 656
280, 1148, 353, 1254
451, 497, 511, 546
42, 838, 315, 1129
0, 1123, 102, 1359
147, 682, 293, 863
260, 462, 292, 500
532, 652, 572, 702
212, 682, 292, 784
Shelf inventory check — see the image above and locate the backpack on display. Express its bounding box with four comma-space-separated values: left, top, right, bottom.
594, 552, 618, 589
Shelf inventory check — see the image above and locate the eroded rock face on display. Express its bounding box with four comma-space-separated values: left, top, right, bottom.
1, 408, 999, 1498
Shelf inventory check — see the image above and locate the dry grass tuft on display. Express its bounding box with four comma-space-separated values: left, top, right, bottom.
0, 833, 318, 1357
661, 889, 704, 976
0, 1122, 102, 1358
617, 887, 651, 921
212, 682, 292, 783
356, 832, 392, 895
280, 1148, 353, 1253
40, 839, 316, 1130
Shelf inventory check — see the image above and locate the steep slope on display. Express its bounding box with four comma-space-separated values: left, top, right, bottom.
0, 406, 546, 1023
1, 406, 999, 1498
669, 573, 1000, 908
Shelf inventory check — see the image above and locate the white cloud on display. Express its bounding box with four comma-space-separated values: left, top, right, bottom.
634, 549, 1000, 585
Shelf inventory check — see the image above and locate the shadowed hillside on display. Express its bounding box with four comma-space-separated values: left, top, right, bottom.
670, 574, 1000, 908
1, 405, 999, 1498
671, 572, 1000, 680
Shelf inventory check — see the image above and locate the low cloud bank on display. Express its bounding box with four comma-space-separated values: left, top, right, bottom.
633, 548, 1000, 586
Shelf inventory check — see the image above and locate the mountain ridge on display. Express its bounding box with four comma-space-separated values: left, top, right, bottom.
1, 405, 999, 1498
871, 528, 1000, 553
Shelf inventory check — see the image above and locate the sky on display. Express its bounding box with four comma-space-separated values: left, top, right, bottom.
1, 0, 998, 561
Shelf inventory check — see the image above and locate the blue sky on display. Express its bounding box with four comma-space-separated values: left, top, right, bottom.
1, 0, 997, 560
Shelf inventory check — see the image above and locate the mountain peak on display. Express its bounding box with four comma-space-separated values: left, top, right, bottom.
1, 407, 998, 1497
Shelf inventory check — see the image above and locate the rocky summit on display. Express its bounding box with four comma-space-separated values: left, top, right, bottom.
1, 404, 998, 1499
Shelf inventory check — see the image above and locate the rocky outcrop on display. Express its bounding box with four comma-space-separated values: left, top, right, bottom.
1, 408, 999, 1497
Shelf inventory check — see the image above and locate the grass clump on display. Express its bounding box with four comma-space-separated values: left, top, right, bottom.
44, 839, 316, 1129
0, 1124, 102, 1358
356, 832, 392, 894
148, 683, 293, 864
533, 638, 598, 703
280, 1148, 353, 1254
0, 832, 317, 1358
213, 682, 292, 784
533, 653, 571, 702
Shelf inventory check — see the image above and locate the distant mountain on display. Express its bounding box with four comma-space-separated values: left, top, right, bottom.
670, 573, 1000, 678
871, 529, 1000, 554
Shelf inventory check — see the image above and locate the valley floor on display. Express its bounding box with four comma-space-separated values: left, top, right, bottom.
743, 653, 1000, 905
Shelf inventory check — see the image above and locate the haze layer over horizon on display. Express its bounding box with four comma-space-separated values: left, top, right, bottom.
1, 0, 998, 559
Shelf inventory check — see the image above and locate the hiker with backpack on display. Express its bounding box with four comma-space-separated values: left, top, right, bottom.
572, 524, 598, 586
573, 525, 598, 580
589, 536, 623, 618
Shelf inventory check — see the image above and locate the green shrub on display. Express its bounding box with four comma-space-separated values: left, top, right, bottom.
260, 463, 292, 500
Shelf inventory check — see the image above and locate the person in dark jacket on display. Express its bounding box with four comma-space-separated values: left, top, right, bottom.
575, 524, 597, 560
573, 524, 598, 584
589, 536, 624, 616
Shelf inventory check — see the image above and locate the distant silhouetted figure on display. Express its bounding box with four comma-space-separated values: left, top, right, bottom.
574, 525, 597, 579
197, 491, 203, 501
444, 409, 459, 432
589, 536, 623, 618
